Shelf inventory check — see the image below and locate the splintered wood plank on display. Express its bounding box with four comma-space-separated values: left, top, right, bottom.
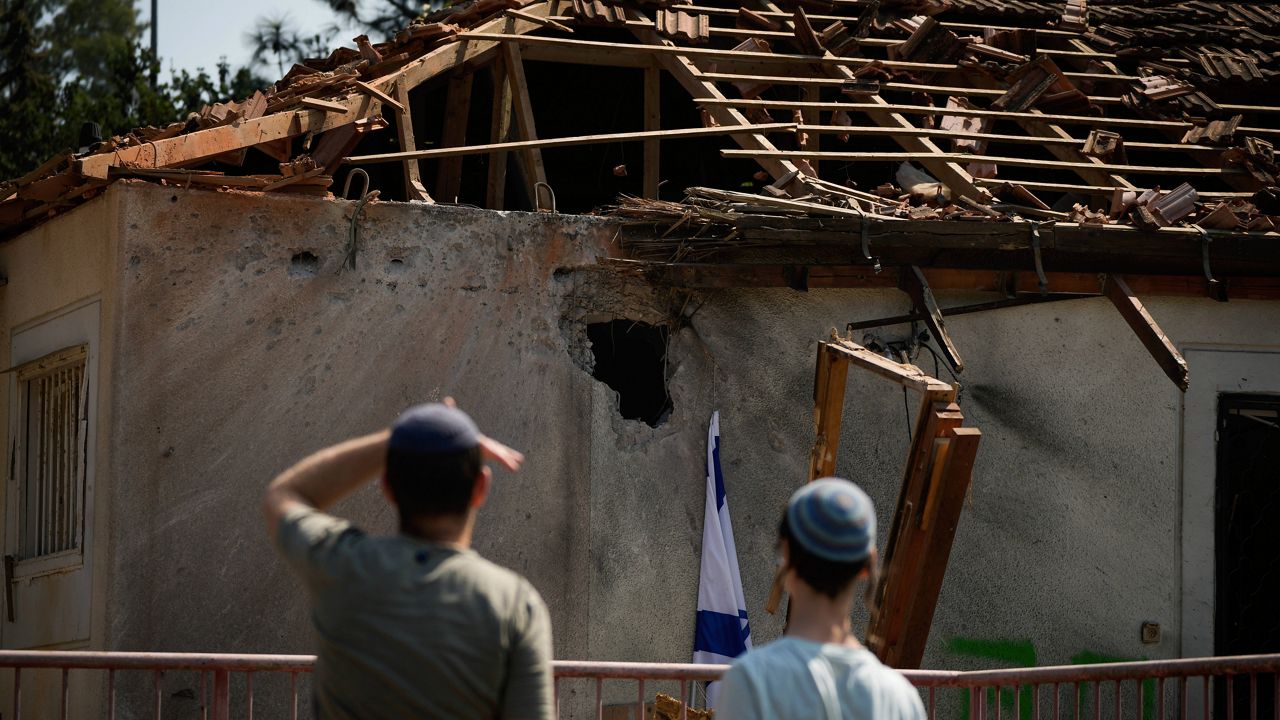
75, 93, 375, 179
869, 399, 964, 665
644, 66, 661, 199
312, 123, 362, 171
354, 80, 404, 114
394, 81, 432, 203
881, 426, 982, 668
1104, 274, 1190, 391
808, 345, 851, 480
3, 152, 72, 202
900, 265, 964, 373
503, 42, 548, 205
262, 167, 327, 192
299, 97, 351, 114
253, 138, 294, 162
487, 62, 514, 210
435, 73, 475, 203
825, 339, 956, 397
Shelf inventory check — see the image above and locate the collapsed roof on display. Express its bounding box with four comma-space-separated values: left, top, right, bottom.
2, 0, 1279, 278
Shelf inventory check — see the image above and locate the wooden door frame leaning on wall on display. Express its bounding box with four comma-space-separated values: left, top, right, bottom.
807, 334, 982, 669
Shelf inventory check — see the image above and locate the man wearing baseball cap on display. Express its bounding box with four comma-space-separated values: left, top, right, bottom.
718, 477, 925, 720
263, 400, 552, 719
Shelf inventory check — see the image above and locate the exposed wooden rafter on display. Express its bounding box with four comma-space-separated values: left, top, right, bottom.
622, 13, 809, 190
1104, 274, 1190, 391
503, 41, 548, 206
394, 80, 433, 203
435, 73, 475, 203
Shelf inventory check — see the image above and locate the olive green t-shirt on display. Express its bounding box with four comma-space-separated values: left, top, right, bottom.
277, 505, 554, 719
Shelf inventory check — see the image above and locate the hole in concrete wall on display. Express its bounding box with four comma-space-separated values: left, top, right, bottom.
587, 320, 671, 427
289, 251, 320, 278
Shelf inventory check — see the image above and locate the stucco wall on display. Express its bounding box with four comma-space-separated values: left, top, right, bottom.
13, 181, 1280, 715
0, 191, 122, 710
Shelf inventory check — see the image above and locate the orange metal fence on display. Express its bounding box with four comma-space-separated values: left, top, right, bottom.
0, 650, 1277, 719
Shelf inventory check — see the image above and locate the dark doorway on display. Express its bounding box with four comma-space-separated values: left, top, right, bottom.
587, 320, 671, 427
1215, 393, 1280, 719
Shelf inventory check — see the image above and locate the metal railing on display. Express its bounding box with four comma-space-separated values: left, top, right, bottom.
0, 650, 1276, 719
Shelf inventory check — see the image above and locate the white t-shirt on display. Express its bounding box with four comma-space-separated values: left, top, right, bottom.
717, 637, 926, 720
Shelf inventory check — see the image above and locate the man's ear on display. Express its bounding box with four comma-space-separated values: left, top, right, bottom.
380, 475, 396, 504
857, 547, 878, 581
470, 466, 492, 509
779, 538, 798, 593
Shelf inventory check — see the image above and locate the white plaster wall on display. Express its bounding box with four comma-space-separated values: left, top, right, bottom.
20, 181, 1280, 716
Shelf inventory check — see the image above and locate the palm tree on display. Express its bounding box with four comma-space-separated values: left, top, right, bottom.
318, 1, 440, 41
245, 14, 303, 77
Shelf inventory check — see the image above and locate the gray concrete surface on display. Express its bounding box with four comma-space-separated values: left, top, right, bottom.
10, 181, 1280, 716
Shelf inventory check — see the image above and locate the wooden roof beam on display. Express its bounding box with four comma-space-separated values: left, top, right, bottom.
825, 338, 957, 396
745, 0, 986, 201
388, 2, 555, 92
1104, 274, 1190, 391
460, 32, 1141, 80
632, 264, 1280, 299
621, 14, 808, 189
75, 93, 377, 180
346, 123, 797, 163
798, 125, 1227, 154
699, 98, 1280, 136
71, 4, 557, 181
720, 149, 1247, 176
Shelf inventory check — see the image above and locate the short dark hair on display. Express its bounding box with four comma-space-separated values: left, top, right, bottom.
779, 512, 871, 599
386, 445, 483, 522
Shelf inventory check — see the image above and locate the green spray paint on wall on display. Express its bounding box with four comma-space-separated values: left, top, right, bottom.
946, 639, 1153, 720
1070, 651, 1156, 720
945, 637, 1037, 719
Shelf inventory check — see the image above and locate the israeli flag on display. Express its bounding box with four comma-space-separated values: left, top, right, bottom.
693, 411, 751, 707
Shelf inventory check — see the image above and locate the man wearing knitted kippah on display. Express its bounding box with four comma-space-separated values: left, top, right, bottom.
718, 478, 925, 720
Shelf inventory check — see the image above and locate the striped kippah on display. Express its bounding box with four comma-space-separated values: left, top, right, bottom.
786, 477, 876, 563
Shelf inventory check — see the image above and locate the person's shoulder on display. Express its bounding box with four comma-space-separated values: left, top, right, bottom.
729, 637, 808, 674
450, 552, 545, 604
850, 649, 913, 685
846, 649, 925, 716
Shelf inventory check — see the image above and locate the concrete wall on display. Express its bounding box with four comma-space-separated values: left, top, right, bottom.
0, 190, 122, 711
9, 181, 1280, 715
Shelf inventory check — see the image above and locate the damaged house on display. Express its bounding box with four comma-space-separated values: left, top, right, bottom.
1, 0, 1279, 715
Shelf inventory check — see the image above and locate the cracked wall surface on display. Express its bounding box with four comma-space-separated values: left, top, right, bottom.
5, 181, 1280, 716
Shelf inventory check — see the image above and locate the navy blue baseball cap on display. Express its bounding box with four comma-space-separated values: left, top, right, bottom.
389, 403, 480, 454
786, 477, 876, 563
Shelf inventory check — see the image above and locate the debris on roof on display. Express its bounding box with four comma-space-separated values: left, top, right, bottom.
2, 0, 1279, 264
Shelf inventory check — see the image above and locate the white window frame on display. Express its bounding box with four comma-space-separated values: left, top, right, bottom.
13, 344, 89, 573
6, 301, 99, 582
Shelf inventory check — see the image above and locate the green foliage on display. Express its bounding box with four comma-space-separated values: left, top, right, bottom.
316, 0, 437, 40
0, 0, 268, 181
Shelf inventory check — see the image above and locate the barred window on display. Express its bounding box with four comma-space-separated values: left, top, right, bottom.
16, 344, 88, 559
